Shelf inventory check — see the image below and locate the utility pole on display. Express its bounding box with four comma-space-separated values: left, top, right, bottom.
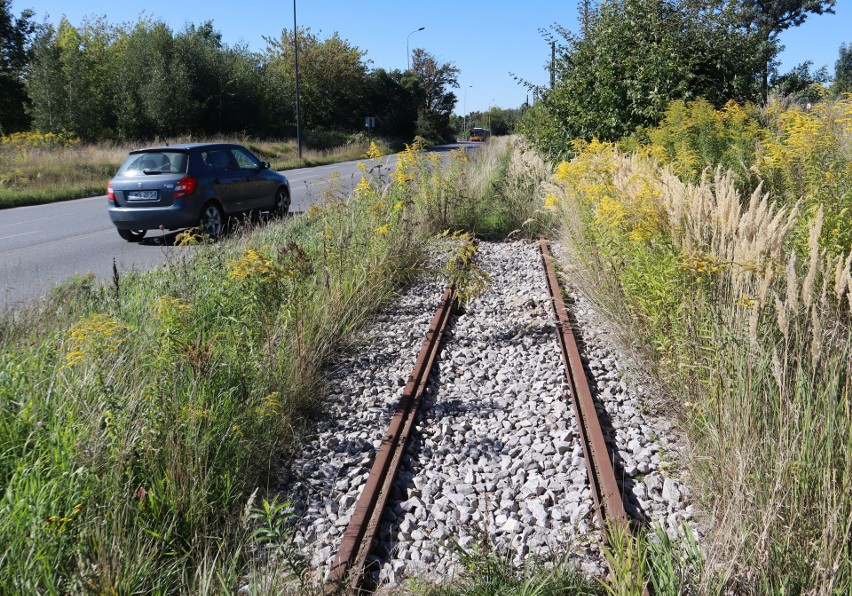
294, 0, 302, 159
463, 85, 472, 138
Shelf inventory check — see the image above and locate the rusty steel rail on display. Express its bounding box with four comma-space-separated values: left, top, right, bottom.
538, 241, 629, 538
327, 284, 456, 592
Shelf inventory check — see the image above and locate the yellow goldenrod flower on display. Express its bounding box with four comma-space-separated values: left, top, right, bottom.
175, 229, 200, 246
228, 248, 278, 283
365, 141, 383, 160
63, 314, 128, 368
738, 295, 757, 308
354, 176, 374, 199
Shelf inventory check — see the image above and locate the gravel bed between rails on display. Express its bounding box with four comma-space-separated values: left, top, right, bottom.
280, 240, 697, 589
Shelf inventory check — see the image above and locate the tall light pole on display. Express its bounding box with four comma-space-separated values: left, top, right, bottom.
462, 85, 472, 138
294, 0, 302, 159
406, 27, 424, 70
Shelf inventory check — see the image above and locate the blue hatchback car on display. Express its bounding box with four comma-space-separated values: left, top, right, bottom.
108, 143, 290, 241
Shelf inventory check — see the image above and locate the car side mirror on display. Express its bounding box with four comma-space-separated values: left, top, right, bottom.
260, 161, 270, 170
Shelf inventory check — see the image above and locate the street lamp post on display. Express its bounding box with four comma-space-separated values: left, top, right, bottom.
293, 0, 302, 159
463, 85, 472, 139
406, 27, 425, 70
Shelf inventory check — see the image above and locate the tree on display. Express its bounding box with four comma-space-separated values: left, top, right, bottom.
485, 107, 524, 136
170, 22, 264, 135
110, 19, 178, 138
0, 0, 35, 133
264, 28, 369, 131
26, 17, 115, 139
25, 23, 62, 133
363, 68, 422, 141
736, 0, 836, 99
410, 48, 459, 142
106, 18, 263, 138
519, 0, 763, 154
771, 60, 829, 102
17, 11, 438, 142
834, 43, 852, 95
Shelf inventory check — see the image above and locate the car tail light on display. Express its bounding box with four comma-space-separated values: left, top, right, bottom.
108, 181, 115, 202
174, 176, 197, 200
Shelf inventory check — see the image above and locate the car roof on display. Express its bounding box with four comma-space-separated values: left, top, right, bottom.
129, 143, 240, 154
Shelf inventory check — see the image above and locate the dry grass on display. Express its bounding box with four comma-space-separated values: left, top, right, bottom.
0, 142, 126, 206
414, 136, 553, 239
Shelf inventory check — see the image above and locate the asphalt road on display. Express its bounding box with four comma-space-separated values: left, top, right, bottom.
0, 143, 472, 310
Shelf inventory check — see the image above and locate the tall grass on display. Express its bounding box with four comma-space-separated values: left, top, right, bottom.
408, 136, 553, 240
547, 141, 852, 592
0, 137, 127, 207
0, 145, 427, 591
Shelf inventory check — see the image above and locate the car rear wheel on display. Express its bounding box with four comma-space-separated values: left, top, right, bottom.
272, 187, 290, 218
199, 203, 225, 239
117, 229, 146, 242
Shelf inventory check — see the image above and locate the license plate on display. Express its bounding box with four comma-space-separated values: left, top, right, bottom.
127, 190, 158, 201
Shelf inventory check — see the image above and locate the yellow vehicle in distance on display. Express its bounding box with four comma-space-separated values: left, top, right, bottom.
468, 127, 490, 142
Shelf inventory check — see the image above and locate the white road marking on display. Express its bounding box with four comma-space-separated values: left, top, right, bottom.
0, 230, 41, 241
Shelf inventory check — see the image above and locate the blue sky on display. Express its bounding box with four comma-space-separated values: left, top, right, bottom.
11, 0, 852, 115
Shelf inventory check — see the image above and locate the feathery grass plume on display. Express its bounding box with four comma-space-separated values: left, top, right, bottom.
771, 347, 784, 394
786, 254, 800, 318
848, 274, 852, 313
834, 251, 852, 301
757, 264, 774, 307
802, 208, 824, 312
775, 294, 790, 343
811, 300, 824, 362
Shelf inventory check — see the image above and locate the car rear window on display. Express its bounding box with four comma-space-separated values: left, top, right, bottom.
118, 151, 189, 176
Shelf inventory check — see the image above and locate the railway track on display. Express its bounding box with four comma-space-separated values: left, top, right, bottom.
281, 240, 694, 592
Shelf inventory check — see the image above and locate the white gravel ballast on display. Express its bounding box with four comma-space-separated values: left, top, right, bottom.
280, 240, 697, 588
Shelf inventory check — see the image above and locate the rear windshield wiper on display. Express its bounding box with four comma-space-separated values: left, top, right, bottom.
142, 169, 164, 175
